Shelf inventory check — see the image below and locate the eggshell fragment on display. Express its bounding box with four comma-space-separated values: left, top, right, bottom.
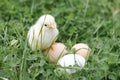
43, 43, 67, 63
57, 54, 85, 74
71, 43, 91, 60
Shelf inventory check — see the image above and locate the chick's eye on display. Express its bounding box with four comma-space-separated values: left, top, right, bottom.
44, 24, 47, 26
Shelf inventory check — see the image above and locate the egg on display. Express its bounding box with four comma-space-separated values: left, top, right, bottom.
57, 54, 85, 74
71, 43, 91, 60
43, 43, 67, 63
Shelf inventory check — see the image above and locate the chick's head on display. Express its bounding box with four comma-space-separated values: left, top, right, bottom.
36, 14, 57, 30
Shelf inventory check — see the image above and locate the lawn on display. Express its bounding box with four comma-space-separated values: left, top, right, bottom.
0, 0, 120, 80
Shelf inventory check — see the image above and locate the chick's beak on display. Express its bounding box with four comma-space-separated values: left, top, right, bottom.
49, 22, 54, 29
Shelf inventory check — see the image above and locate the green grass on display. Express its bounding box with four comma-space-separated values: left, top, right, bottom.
0, 0, 120, 80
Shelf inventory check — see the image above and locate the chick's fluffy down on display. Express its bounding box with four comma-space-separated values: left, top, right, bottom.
27, 14, 59, 51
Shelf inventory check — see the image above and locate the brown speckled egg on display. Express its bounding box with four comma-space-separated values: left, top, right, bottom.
71, 43, 91, 60
43, 43, 67, 63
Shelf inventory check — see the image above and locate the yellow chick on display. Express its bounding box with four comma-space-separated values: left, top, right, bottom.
27, 14, 59, 51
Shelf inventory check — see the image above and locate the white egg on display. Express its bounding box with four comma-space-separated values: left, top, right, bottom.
57, 54, 85, 74
71, 43, 91, 59
43, 43, 67, 63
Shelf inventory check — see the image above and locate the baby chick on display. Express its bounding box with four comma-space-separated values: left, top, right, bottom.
27, 14, 59, 51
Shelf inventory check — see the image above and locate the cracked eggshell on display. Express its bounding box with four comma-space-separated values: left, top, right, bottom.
43, 43, 67, 63
71, 43, 91, 59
